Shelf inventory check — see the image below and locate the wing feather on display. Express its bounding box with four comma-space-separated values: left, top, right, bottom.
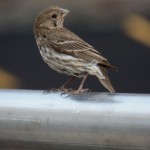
43, 27, 117, 69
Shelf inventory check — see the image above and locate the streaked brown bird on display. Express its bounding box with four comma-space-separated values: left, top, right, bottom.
34, 6, 117, 94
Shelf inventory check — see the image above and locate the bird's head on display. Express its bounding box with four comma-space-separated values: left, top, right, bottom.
34, 6, 70, 29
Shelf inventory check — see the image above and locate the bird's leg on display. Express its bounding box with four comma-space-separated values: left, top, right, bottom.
75, 74, 90, 93
44, 76, 76, 94
77, 74, 88, 90
60, 76, 76, 89
63, 74, 91, 95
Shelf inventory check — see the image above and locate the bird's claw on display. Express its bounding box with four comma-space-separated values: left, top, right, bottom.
43, 88, 73, 94
61, 88, 91, 96
43, 88, 91, 97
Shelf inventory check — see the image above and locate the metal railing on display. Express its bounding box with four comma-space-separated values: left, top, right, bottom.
0, 89, 150, 150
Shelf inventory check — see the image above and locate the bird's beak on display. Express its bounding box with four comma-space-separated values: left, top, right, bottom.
61, 8, 70, 17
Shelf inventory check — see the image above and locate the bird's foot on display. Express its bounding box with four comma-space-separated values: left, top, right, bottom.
44, 88, 73, 94
61, 88, 91, 96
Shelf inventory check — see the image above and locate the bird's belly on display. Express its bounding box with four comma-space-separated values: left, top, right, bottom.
39, 46, 86, 77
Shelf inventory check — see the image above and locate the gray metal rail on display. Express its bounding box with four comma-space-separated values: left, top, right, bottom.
0, 89, 150, 150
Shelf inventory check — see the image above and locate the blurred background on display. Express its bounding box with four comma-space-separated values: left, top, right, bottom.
0, 0, 150, 93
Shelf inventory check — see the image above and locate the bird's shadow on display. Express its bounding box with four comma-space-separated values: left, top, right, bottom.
65, 92, 120, 104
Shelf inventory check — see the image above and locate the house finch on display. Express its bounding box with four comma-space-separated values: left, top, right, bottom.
34, 6, 117, 94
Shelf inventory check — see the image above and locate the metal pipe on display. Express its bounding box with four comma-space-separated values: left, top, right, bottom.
0, 89, 150, 150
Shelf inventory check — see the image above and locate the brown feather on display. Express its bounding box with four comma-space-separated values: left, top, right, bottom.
98, 67, 115, 93
43, 27, 117, 70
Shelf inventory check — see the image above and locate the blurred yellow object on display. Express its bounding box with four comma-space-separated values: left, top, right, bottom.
123, 14, 150, 47
0, 68, 21, 89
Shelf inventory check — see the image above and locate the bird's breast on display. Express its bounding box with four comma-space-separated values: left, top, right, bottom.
35, 36, 100, 78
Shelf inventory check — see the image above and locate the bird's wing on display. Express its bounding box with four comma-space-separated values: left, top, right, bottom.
45, 28, 117, 69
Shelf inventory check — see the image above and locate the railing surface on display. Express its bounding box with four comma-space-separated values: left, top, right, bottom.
0, 89, 150, 150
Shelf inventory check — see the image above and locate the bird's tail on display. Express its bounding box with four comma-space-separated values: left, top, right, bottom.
97, 67, 115, 93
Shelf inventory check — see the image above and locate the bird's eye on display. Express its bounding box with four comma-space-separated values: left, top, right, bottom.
51, 14, 57, 18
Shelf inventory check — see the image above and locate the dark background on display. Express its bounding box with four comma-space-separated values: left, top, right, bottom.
0, 0, 150, 93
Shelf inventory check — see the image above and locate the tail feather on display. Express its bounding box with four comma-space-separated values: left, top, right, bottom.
97, 67, 115, 93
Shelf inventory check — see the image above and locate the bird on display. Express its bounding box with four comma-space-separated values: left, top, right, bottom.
33, 6, 117, 94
